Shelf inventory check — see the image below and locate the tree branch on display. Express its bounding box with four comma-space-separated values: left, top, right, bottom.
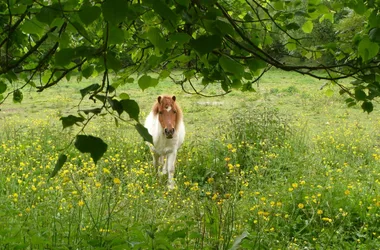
36, 59, 86, 92
0, 26, 58, 74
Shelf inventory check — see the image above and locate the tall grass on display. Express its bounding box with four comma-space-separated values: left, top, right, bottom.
1, 103, 379, 249
1, 70, 380, 248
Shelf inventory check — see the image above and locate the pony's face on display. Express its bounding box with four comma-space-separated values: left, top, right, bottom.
156, 96, 178, 139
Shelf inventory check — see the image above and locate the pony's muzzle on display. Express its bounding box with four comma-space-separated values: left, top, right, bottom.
164, 128, 175, 138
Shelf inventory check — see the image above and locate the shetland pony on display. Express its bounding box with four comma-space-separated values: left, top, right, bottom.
144, 95, 185, 189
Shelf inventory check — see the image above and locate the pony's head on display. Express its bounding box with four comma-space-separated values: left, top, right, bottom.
154, 95, 182, 139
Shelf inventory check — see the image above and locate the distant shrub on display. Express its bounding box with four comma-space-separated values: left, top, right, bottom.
283, 85, 299, 94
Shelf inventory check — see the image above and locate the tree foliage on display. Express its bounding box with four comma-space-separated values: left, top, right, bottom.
1, 0, 380, 162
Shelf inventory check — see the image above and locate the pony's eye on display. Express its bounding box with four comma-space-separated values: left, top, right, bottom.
158, 111, 163, 115
173, 110, 177, 114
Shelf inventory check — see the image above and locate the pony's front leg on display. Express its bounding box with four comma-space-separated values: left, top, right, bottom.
166, 152, 177, 189
152, 152, 160, 170
160, 156, 167, 175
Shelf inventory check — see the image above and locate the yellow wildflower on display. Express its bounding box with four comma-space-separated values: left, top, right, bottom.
322, 217, 332, 223
113, 178, 121, 185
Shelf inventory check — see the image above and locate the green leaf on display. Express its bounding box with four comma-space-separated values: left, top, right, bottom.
119, 93, 130, 100
295, 10, 310, 18
0, 2, 6, 12
138, 75, 158, 91
10, 5, 27, 14
221, 78, 230, 92
320, 13, 334, 23
215, 20, 235, 36
0, 81, 7, 94
36, 5, 61, 25
20, 18, 45, 35
345, 97, 355, 104
102, 0, 129, 24
60, 115, 85, 129
106, 52, 122, 72
369, 28, 380, 43
184, 70, 195, 79
135, 123, 153, 144
286, 42, 297, 51
352, 0, 366, 15
246, 58, 267, 72
80, 84, 100, 98
59, 33, 70, 48
264, 34, 273, 46
108, 25, 125, 45
302, 20, 313, 33
168, 33, 191, 45
361, 101, 373, 113
108, 98, 123, 116
159, 70, 171, 79
325, 89, 334, 97
308, 0, 320, 5
82, 65, 94, 79
75, 135, 108, 164
79, 5, 101, 25
273, 1, 284, 10
94, 94, 106, 103
49, 154, 67, 179
81, 108, 102, 115
55, 48, 75, 66
5, 71, 17, 83
13, 89, 23, 103
152, 1, 177, 23
369, 10, 380, 28
71, 21, 92, 42
231, 79, 242, 89
168, 229, 187, 241
189, 35, 222, 56
358, 35, 379, 61
230, 231, 249, 250
286, 23, 300, 30
355, 89, 367, 101
147, 28, 167, 52
120, 99, 140, 121
219, 55, 245, 79
176, 0, 190, 7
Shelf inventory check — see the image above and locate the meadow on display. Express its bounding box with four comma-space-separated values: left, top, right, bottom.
0, 70, 380, 249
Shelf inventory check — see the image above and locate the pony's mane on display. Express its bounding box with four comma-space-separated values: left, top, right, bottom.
152, 95, 183, 129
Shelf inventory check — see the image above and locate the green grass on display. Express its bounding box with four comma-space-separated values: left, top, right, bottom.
1, 69, 380, 249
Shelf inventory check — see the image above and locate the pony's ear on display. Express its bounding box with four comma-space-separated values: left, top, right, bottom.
172, 96, 176, 102
157, 96, 162, 103
154, 105, 159, 114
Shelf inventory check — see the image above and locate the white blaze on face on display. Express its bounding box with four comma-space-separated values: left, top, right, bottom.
165, 106, 172, 112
